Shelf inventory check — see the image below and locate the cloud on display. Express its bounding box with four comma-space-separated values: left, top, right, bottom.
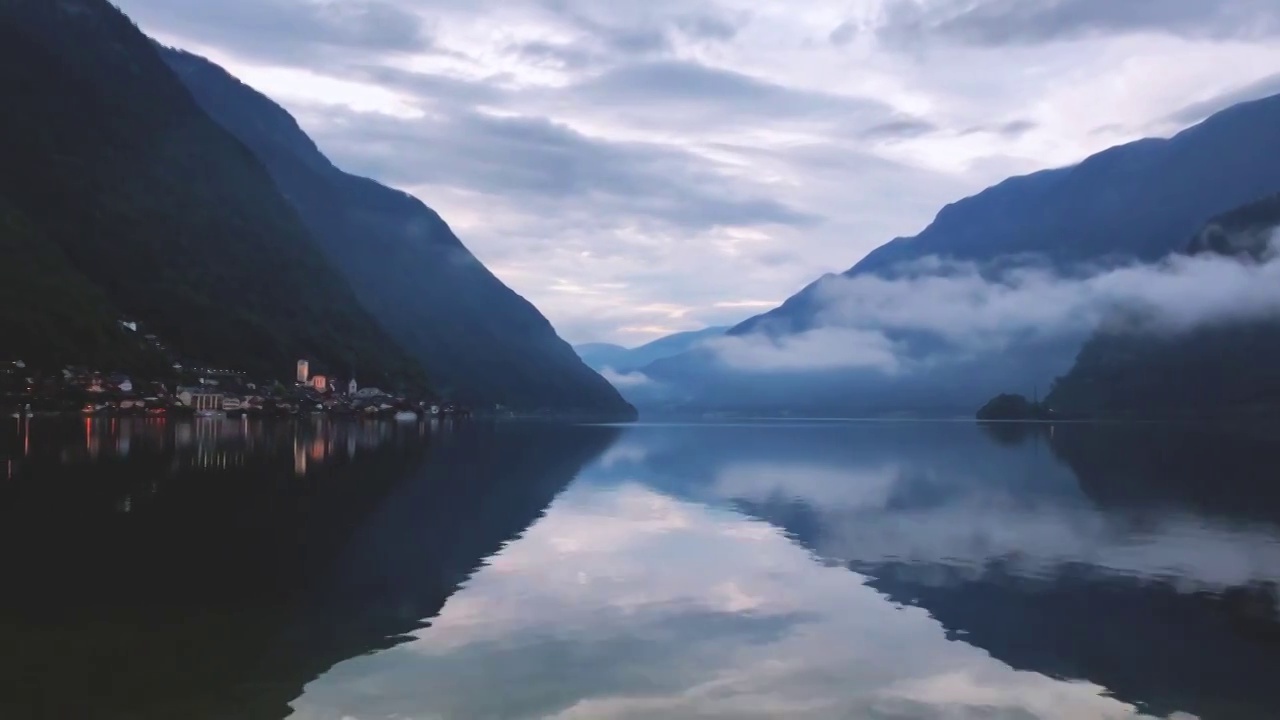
1165, 71, 1280, 125
675, 12, 743, 41
707, 238, 1280, 373
304, 105, 822, 232
516, 0, 746, 61
960, 119, 1038, 137
860, 118, 940, 140
569, 59, 894, 126
878, 0, 1280, 48
828, 20, 858, 47
510, 39, 601, 70
709, 328, 903, 373
339, 64, 508, 107
601, 367, 656, 388
115, 0, 431, 65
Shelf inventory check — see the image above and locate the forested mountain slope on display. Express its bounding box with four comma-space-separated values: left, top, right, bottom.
0, 0, 426, 387
1046, 193, 1280, 418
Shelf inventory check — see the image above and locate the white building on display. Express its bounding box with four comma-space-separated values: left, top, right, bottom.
348, 378, 358, 395
178, 387, 224, 411
296, 359, 310, 384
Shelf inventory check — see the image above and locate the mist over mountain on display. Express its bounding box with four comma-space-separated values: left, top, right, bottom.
0, 0, 426, 387
161, 49, 633, 418
1046, 193, 1280, 418
642, 92, 1280, 416
576, 326, 729, 374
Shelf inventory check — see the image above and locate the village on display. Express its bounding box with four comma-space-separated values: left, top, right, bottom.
2, 354, 469, 421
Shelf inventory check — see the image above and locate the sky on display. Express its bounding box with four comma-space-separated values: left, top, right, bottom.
114, 0, 1280, 345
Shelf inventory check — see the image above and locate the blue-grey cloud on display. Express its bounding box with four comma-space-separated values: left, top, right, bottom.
829, 20, 857, 47
960, 119, 1038, 137
341, 64, 509, 107
572, 59, 893, 123
1166, 72, 1280, 125
860, 118, 940, 140
114, 0, 429, 64
509, 39, 601, 70
878, 0, 1280, 47
531, 0, 744, 51
674, 12, 743, 41
307, 106, 822, 232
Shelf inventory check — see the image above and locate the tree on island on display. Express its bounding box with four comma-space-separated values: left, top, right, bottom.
976, 393, 1050, 421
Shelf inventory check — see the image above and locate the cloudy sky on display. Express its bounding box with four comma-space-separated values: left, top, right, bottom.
115, 0, 1280, 345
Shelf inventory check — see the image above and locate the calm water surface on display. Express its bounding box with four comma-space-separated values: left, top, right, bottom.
1, 417, 1278, 719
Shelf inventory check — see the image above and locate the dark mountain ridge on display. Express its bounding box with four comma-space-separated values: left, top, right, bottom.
0, 0, 425, 387
160, 48, 634, 419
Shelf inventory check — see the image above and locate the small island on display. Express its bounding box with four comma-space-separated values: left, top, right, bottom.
975, 393, 1051, 421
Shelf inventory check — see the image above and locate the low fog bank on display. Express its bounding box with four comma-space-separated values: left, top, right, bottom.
711, 236, 1280, 374
613, 235, 1280, 414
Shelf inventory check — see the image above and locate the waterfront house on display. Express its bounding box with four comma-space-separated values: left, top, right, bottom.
177, 386, 224, 412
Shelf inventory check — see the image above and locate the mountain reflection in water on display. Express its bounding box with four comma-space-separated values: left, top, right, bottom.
0, 416, 619, 719
1, 418, 1278, 719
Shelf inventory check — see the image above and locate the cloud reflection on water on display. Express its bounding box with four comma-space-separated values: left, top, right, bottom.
292, 422, 1231, 719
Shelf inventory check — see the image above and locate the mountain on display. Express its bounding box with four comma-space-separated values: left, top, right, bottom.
574, 343, 632, 372
644, 93, 1280, 415
0, 0, 426, 388
0, 197, 135, 368
161, 49, 634, 419
1045, 193, 1280, 418
575, 326, 728, 373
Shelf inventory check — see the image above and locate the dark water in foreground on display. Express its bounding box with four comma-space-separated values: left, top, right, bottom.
1, 418, 1278, 720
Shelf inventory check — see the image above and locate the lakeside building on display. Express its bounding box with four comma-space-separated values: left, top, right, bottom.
177, 387, 224, 412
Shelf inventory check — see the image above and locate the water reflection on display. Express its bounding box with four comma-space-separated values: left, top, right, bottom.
3, 419, 1279, 719
4, 414, 439, 477
0, 417, 620, 720
291, 421, 1280, 720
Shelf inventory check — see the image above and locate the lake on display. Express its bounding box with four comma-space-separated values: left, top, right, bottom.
1, 417, 1278, 719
